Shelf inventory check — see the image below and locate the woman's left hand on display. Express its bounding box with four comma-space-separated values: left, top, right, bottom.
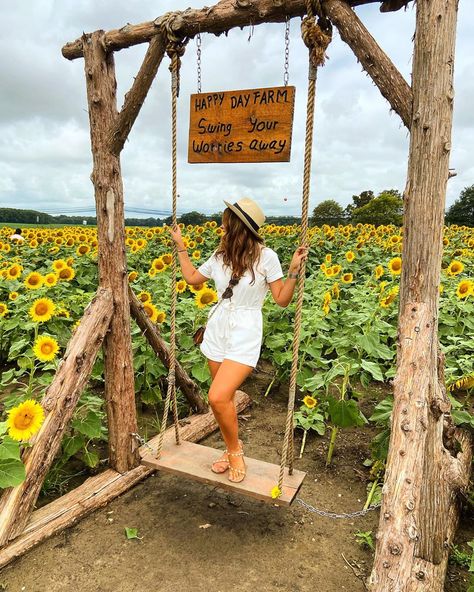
289, 245, 309, 274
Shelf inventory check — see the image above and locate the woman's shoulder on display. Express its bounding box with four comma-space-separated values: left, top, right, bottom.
260, 246, 279, 260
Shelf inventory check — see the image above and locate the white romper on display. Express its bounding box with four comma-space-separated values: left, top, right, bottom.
197, 246, 284, 367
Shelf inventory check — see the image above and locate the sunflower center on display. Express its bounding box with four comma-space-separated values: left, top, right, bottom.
36, 303, 49, 315
14, 412, 33, 430
41, 343, 53, 354
201, 293, 214, 304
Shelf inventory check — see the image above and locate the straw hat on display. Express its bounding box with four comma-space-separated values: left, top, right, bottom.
223, 198, 266, 238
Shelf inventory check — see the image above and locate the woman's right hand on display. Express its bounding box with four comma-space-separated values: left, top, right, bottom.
168, 224, 184, 247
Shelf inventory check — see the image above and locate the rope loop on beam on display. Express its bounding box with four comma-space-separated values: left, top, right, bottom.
159, 11, 189, 97
301, 3, 332, 71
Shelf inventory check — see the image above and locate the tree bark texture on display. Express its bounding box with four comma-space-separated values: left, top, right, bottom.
129, 286, 208, 413
83, 32, 140, 474
369, 1, 471, 591
62, 0, 414, 60
0, 391, 251, 568
109, 33, 166, 155
323, 0, 412, 129
0, 289, 113, 545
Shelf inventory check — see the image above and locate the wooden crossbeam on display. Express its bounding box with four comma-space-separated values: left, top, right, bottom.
0, 288, 114, 545
129, 286, 208, 413
62, 0, 414, 60
0, 391, 251, 568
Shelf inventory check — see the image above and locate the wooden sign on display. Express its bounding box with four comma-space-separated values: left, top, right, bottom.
188, 86, 295, 164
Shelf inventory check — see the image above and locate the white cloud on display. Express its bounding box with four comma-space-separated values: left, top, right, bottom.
0, 0, 472, 218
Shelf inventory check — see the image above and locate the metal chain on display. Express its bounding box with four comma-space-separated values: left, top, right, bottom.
196, 32, 202, 94
283, 16, 290, 86
296, 497, 382, 519
131, 432, 155, 453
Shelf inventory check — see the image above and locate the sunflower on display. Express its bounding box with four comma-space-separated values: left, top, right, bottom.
456, 280, 473, 299
331, 282, 340, 299
8, 292, 19, 301
44, 273, 58, 287
0, 303, 9, 317
137, 291, 152, 303
29, 298, 56, 322
52, 259, 68, 272
192, 250, 201, 260
195, 288, 218, 309
33, 335, 59, 362
380, 287, 399, 308
189, 282, 207, 294
447, 260, 464, 276
148, 268, 157, 278
56, 308, 70, 318
345, 251, 355, 263
322, 291, 331, 315
176, 280, 187, 293
24, 272, 44, 290
6, 264, 22, 280
162, 253, 173, 265
152, 257, 167, 272
374, 265, 384, 279
388, 257, 402, 275
76, 244, 90, 256
302, 395, 317, 409
57, 266, 75, 281
128, 271, 138, 282
325, 254, 332, 264
143, 301, 158, 323
7, 399, 45, 441
341, 273, 353, 283
331, 264, 342, 276
156, 310, 166, 324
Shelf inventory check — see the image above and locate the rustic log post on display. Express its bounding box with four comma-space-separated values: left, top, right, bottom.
369, 1, 471, 590
129, 287, 208, 413
82, 32, 140, 473
0, 288, 113, 545
323, 0, 412, 128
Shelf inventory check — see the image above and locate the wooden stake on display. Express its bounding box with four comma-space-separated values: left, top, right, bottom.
83, 31, 140, 474
0, 288, 113, 545
129, 286, 208, 414
110, 33, 166, 155
0, 391, 251, 567
369, 1, 471, 590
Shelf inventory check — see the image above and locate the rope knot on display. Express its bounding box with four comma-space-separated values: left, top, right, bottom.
159, 11, 189, 96
301, 16, 332, 69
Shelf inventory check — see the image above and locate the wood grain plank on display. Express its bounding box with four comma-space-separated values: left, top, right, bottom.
141, 440, 306, 506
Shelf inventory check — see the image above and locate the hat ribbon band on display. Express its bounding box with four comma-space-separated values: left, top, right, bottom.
233, 202, 260, 232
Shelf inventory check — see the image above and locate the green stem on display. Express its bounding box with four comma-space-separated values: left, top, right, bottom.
326, 425, 338, 466
264, 376, 276, 398
299, 429, 308, 459
364, 478, 379, 510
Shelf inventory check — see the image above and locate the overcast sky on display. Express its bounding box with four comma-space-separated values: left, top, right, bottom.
0, 1, 473, 218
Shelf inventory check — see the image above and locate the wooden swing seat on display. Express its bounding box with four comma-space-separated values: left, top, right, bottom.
141, 440, 306, 506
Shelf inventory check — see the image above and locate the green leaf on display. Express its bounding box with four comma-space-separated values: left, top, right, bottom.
0, 421, 9, 437
17, 356, 33, 369
328, 398, 366, 428
124, 527, 142, 540
1, 368, 15, 385
361, 360, 384, 382
369, 397, 393, 424
71, 411, 103, 439
0, 437, 22, 460
62, 434, 85, 458
191, 363, 209, 383
82, 449, 99, 468
0, 458, 26, 488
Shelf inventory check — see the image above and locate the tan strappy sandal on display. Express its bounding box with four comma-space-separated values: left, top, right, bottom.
211, 450, 229, 474
227, 444, 246, 484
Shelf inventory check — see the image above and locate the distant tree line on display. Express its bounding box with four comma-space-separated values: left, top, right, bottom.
2, 186, 472, 229
311, 184, 474, 227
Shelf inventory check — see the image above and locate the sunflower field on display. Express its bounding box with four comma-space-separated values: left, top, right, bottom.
0, 222, 472, 493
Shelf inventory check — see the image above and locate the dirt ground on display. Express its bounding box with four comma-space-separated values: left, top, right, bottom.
0, 366, 472, 592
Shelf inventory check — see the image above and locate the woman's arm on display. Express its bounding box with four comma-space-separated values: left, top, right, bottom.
168, 225, 210, 285
268, 246, 308, 308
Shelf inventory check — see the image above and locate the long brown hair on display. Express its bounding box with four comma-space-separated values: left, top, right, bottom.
215, 208, 264, 284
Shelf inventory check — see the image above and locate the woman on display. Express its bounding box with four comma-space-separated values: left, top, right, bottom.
169, 197, 307, 483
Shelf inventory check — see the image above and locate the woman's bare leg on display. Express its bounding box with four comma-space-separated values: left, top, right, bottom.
208, 358, 253, 477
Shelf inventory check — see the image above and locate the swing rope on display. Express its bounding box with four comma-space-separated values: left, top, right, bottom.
277, 1, 332, 493
155, 21, 188, 458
